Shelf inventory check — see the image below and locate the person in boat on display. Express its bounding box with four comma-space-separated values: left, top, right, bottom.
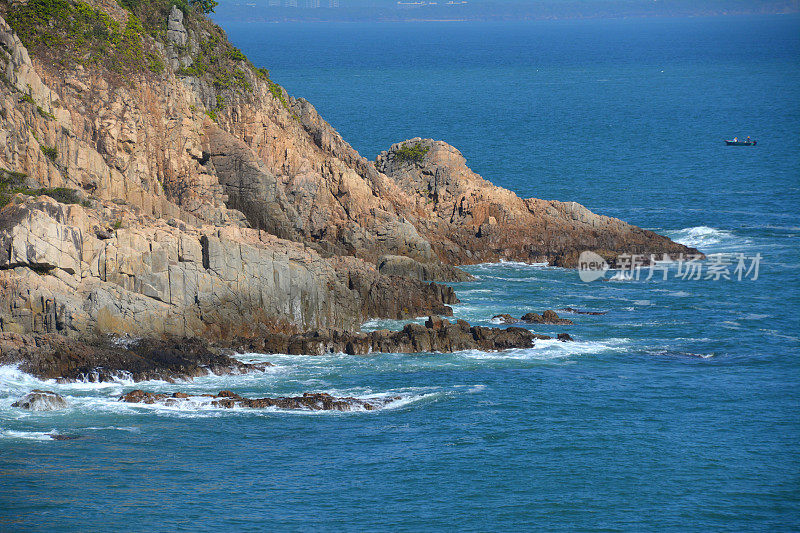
747, 136, 751, 142
734, 137, 738, 142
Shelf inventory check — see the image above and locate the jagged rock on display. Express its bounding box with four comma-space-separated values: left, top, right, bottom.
557, 333, 574, 342
521, 310, 574, 325
12, 389, 67, 410
377, 254, 473, 282
425, 315, 448, 330
0, 196, 456, 341
49, 433, 81, 440
166, 6, 188, 47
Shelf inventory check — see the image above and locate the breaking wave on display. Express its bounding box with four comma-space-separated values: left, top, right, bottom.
666, 225, 748, 251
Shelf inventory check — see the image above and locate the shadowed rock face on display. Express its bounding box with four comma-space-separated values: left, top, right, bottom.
376, 139, 701, 267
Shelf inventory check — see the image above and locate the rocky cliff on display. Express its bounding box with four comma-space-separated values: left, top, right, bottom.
376, 138, 696, 267
0, 0, 697, 350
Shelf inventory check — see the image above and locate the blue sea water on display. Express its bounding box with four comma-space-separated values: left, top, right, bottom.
2, 15, 800, 532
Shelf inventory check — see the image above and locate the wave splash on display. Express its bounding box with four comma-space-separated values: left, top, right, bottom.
667, 225, 746, 250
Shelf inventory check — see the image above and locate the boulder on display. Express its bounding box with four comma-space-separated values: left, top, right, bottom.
12, 389, 68, 411
491, 314, 518, 324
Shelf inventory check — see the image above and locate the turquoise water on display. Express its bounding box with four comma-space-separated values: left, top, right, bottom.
2, 16, 799, 531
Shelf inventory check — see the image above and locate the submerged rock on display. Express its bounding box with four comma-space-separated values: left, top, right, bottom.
520, 310, 574, 325
12, 390, 68, 411
491, 314, 519, 324
49, 434, 81, 441
119, 390, 397, 412
560, 307, 606, 315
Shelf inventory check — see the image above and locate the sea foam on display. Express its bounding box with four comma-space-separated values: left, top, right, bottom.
667, 225, 746, 250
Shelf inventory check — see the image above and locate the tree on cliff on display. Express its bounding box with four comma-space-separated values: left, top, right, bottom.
191, 0, 218, 14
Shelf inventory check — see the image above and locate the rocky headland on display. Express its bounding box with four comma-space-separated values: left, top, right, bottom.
0, 0, 698, 382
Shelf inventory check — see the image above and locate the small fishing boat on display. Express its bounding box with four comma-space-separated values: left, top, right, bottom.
725, 137, 757, 146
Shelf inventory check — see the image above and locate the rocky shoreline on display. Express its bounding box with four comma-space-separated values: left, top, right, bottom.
0, 314, 572, 383
241, 315, 573, 356
0, 333, 268, 383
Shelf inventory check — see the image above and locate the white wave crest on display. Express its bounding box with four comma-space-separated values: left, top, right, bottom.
458, 337, 629, 361
0, 429, 58, 441
667, 225, 745, 250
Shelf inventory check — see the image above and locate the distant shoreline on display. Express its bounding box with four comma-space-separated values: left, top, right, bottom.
211, 11, 800, 25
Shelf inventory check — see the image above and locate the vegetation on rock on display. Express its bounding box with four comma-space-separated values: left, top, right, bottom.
395, 142, 430, 163
40, 145, 58, 161
0, 168, 88, 208
3, 0, 219, 79
268, 80, 288, 108
176, 31, 251, 92
4, 0, 151, 76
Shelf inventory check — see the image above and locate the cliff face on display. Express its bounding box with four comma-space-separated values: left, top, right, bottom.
0, 0, 695, 345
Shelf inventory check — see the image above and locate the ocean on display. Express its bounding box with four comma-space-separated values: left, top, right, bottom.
2, 15, 799, 531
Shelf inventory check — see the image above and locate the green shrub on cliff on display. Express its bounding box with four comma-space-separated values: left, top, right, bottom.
175, 32, 251, 91
147, 52, 165, 73
26, 187, 85, 205
0, 168, 87, 209
228, 48, 246, 62
395, 143, 430, 164
0, 170, 25, 208
40, 145, 58, 161
268, 80, 288, 109
5, 0, 152, 76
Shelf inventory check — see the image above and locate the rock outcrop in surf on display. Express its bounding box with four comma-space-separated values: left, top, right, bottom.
119, 389, 397, 411
11, 389, 67, 411
244, 315, 567, 356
